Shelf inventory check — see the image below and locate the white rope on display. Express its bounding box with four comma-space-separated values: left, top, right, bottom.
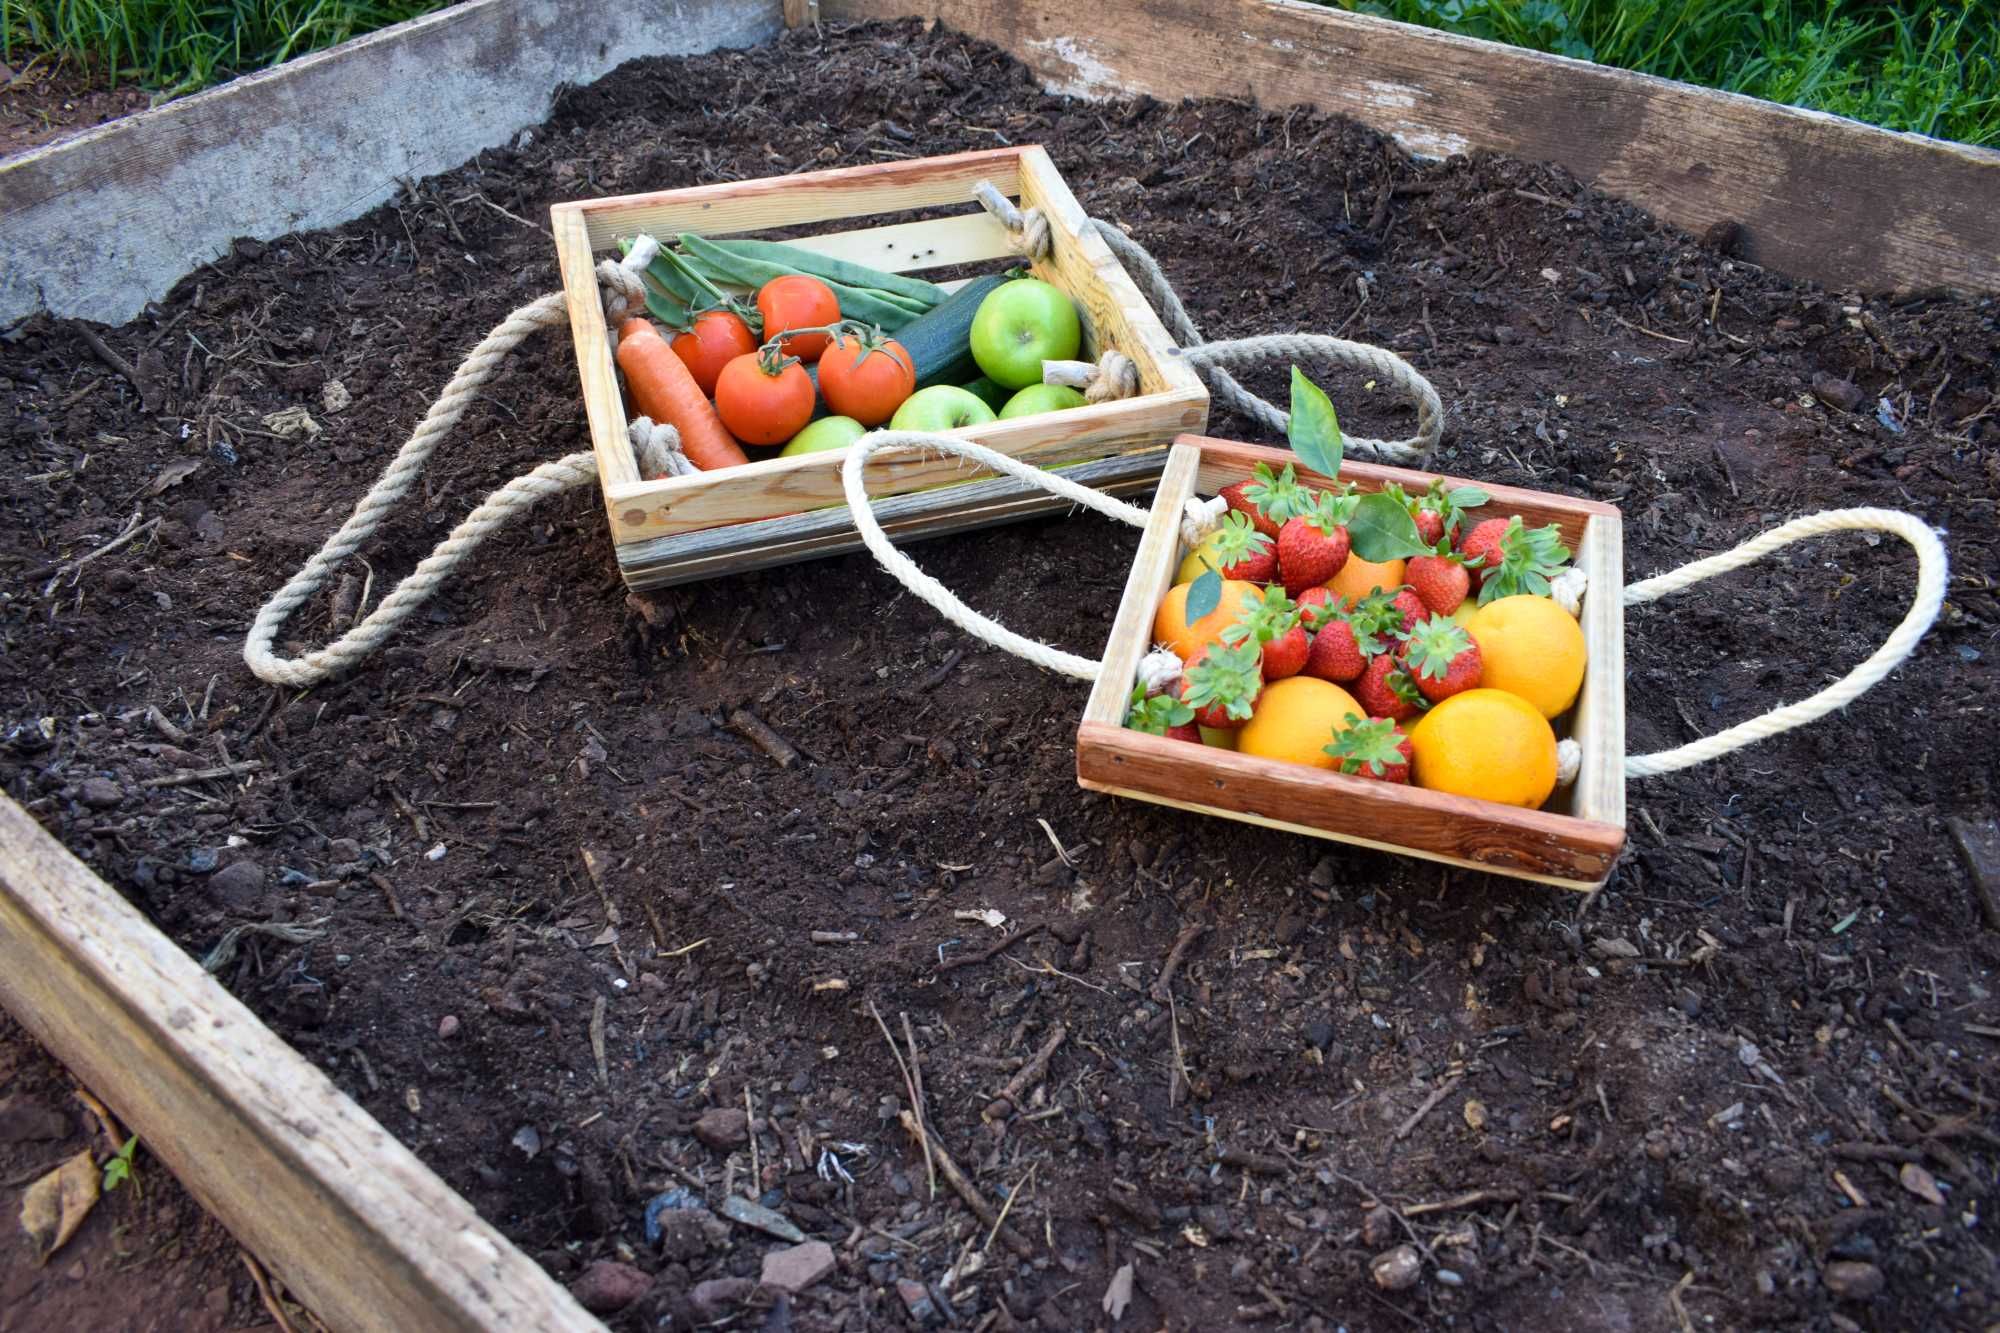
1181, 495, 1228, 549
839, 431, 1152, 680
972, 180, 1051, 266
1550, 568, 1588, 618
1621, 507, 1948, 778
1135, 647, 1184, 695
630, 417, 695, 479
1043, 350, 1140, 403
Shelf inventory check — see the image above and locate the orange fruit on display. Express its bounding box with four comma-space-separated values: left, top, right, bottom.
1236, 676, 1364, 769
1324, 553, 1406, 603
1153, 579, 1261, 662
1464, 595, 1588, 719
1407, 689, 1558, 808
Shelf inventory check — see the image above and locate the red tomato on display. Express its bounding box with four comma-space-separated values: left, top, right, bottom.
714, 347, 815, 446
757, 275, 840, 362
669, 310, 756, 395
817, 331, 916, 426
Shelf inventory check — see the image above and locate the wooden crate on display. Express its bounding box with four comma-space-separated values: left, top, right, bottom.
1077, 436, 1628, 891
549, 145, 1209, 589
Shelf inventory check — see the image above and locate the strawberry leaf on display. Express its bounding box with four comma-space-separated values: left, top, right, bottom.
1447, 486, 1490, 511
1186, 568, 1223, 622
1346, 492, 1433, 563
1287, 367, 1344, 479
1125, 685, 1194, 735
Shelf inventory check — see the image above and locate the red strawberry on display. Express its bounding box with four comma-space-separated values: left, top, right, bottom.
1303, 618, 1367, 683
1354, 653, 1423, 722
1387, 588, 1428, 635
1277, 504, 1352, 597
1457, 517, 1509, 578
1296, 586, 1339, 630
1179, 642, 1264, 730
1164, 722, 1203, 744
1219, 480, 1280, 540
1221, 586, 1308, 682
1413, 508, 1446, 547
1260, 624, 1310, 680
1200, 511, 1277, 583
1400, 616, 1482, 703
1325, 714, 1412, 783
1406, 553, 1472, 616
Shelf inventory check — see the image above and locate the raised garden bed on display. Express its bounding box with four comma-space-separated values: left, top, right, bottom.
4, 12, 1998, 1333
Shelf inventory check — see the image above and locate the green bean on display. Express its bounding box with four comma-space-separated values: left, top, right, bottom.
700, 236, 946, 306
676, 234, 932, 331
641, 286, 689, 327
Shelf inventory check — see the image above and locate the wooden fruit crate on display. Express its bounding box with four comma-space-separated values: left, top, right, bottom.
549, 145, 1209, 590
1077, 436, 1628, 891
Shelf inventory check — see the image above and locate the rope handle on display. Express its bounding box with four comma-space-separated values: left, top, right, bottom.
1620, 507, 1948, 778
839, 431, 1153, 680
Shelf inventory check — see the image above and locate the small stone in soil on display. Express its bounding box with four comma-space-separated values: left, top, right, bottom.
896, 1277, 938, 1323
79, 777, 121, 808
511, 1125, 541, 1159
568, 1259, 652, 1313
437, 1015, 460, 1039
720, 1194, 806, 1243
760, 1240, 836, 1294
207, 860, 265, 905
694, 1106, 750, 1150
1371, 1244, 1422, 1291
1823, 1261, 1884, 1301
1303, 1018, 1335, 1051
690, 1277, 757, 1319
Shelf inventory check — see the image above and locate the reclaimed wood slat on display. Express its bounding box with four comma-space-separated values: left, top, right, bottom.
823, 0, 2000, 295
0, 795, 603, 1333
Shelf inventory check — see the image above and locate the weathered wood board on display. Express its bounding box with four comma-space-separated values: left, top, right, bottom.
823, 0, 2000, 296
0, 795, 605, 1333
0, 0, 781, 324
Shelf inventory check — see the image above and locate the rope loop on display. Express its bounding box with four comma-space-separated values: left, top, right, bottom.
1621, 507, 1948, 778
629, 417, 695, 479
1044, 350, 1140, 403
838, 430, 1153, 681
596, 234, 658, 330
973, 180, 1051, 262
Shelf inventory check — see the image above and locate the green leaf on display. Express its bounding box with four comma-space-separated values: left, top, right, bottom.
1186, 568, 1222, 623
1447, 486, 1490, 510
1346, 492, 1433, 563
1287, 367, 1344, 478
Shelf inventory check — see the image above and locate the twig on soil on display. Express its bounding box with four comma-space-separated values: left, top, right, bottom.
34, 514, 161, 590
72, 1085, 125, 1158
1667, 1272, 1696, 1333
1003, 953, 1111, 994
900, 1012, 929, 1146
368, 872, 405, 921
1215, 1145, 1287, 1175
660, 937, 711, 959
984, 1162, 1036, 1255
871, 1001, 934, 1200
916, 648, 963, 692
1392, 1064, 1472, 1136
812, 930, 861, 944
1403, 1188, 1518, 1217
1167, 994, 1191, 1108
730, 708, 799, 768
242, 1252, 303, 1333
937, 921, 1043, 974
897, 1110, 1033, 1259
579, 847, 622, 926
1829, 1142, 1925, 1165
590, 995, 609, 1089
75, 324, 150, 404
745, 1086, 760, 1189
145, 704, 190, 745
986, 1024, 1067, 1120
1151, 922, 1210, 1003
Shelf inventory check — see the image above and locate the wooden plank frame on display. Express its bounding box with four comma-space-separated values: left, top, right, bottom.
1077, 436, 1626, 890
823, 0, 2000, 297
0, 796, 604, 1333
549, 144, 1209, 589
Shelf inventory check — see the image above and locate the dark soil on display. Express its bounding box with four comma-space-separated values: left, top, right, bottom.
5, 18, 1999, 1332
0, 54, 153, 158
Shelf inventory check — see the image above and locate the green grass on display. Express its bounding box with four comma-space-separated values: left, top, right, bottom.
1326, 1, 2000, 146
3, 0, 449, 100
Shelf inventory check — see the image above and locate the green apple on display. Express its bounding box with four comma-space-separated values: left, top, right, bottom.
998, 383, 1087, 419
779, 415, 866, 456
969, 278, 1082, 389
889, 385, 998, 432
960, 376, 1011, 412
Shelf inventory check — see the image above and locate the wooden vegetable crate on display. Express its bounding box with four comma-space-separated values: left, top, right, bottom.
550, 145, 1209, 589
1078, 436, 1628, 891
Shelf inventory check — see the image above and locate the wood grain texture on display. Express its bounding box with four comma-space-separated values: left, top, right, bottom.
559, 147, 1026, 251
1569, 513, 1626, 831
775, 212, 1017, 274
1081, 440, 1202, 727
822, 0, 2000, 295
0, 795, 602, 1333
1078, 433, 1625, 890
0, 0, 780, 323
553, 207, 639, 506
617, 450, 1168, 589
1077, 723, 1621, 887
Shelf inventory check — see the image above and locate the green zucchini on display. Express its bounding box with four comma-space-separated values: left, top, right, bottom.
894, 271, 1022, 390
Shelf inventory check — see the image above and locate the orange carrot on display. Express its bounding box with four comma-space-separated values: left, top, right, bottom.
615, 318, 749, 471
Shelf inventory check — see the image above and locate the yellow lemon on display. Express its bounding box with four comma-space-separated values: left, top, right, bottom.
1324, 553, 1405, 603
1153, 579, 1261, 663
1464, 594, 1588, 719
1175, 531, 1229, 585
1236, 677, 1364, 769
1408, 689, 1558, 808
